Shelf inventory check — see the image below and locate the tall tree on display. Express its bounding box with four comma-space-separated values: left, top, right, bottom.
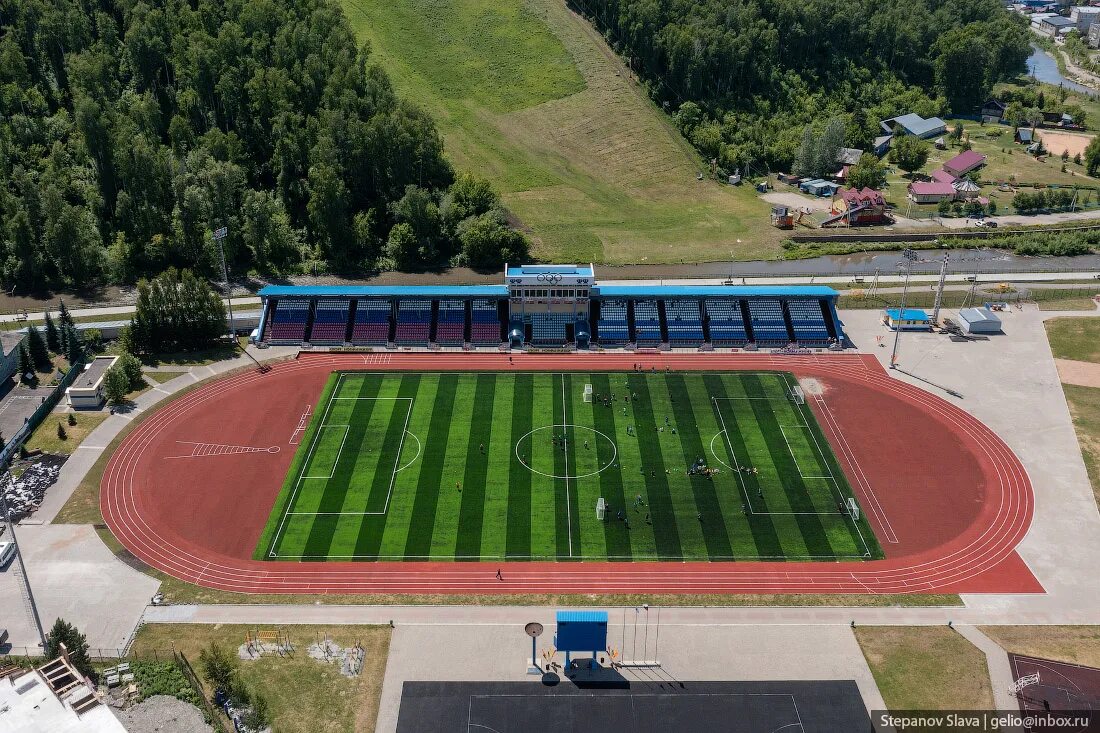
44, 313, 60, 353
45, 618, 93, 678
890, 136, 930, 177
26, 325, 51, 372
129, 268, 226, 354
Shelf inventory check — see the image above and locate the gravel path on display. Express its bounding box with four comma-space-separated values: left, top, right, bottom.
116, 695, 213, 733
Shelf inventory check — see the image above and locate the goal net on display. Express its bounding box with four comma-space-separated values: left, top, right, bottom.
847, 497, 860, 521
583, 384, 593, 403
789, 385, 805, 405
596, 497, 606, 520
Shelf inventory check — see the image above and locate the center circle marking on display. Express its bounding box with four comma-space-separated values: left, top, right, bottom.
515, 424, 618, 479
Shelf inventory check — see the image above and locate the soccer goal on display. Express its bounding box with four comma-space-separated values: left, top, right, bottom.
596, 497, 606, 520
847, 497, 860, 520
789, 385, 806, 405
583, 384, 593, 403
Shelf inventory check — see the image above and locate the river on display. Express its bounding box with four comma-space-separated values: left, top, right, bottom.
1027, 42, 1097, 96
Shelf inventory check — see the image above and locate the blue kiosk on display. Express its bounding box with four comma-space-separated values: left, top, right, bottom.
555, 610, 608, 670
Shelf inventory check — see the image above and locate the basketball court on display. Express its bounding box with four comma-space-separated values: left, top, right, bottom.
395, 680, 872, 733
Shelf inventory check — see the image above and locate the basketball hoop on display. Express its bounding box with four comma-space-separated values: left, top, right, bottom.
1009, 673, 1040, 696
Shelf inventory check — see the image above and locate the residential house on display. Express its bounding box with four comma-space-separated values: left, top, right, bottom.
1015, 128, 1034, 144
873, 134, 893, 156
1090, 21, 1100, 48
908, 180, 957, 203
929, 168, 958, 185
979, 99, 1007, 122
942, 150, 987, 178
880, 113, 948, 139
833, 147, 864, 180
823, 187, 889, 226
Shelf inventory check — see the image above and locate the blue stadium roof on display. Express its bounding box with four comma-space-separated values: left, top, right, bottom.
593, 285, 838, 298
507, 264, 593, 277
556, 610, 609, 623
258, 285, 508, 298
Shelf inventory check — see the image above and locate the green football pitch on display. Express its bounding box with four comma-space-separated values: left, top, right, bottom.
255, 371, 882, 562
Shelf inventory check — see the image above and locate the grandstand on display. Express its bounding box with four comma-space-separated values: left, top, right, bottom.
395, 299, 431, 345
633, 299, 662, 346
471, 299, 502, 345
747, 299, 791, 346
255, 268, 845, 350
664, 299, 704, 347
351, 299, 392, 345
705, 298, 748, 346
596, 301, 629, 345
309, 299, 350, 344
435, 300, 466, 345
264, 299, 310, 344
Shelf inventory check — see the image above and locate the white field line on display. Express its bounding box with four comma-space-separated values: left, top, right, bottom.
268, 372, 347, 555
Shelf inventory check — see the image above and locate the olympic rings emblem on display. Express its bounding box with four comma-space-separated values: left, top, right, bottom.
537, 273, 563, 284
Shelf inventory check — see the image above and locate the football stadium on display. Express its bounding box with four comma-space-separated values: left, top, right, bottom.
98, 265, 1036, 595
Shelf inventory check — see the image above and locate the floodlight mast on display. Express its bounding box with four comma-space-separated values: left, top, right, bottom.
213, 226, 235, 343
0, 490, 46, 649
889, 248, 919, 370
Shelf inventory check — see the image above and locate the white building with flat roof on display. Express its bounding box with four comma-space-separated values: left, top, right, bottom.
0, 655, 126, 733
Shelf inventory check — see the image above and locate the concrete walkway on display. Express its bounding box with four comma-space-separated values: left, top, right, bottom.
954, 625, 1017, 712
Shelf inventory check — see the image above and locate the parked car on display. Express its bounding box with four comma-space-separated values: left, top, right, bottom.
976, 219, 998, 228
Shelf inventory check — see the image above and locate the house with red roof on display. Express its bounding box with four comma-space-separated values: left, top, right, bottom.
942, 150, 987, 178
822, 187, 889, 226
908, 180, 957, 203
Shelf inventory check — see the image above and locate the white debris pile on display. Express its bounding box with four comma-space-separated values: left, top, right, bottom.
2, 454, 65, 519
306, 637, 365, 678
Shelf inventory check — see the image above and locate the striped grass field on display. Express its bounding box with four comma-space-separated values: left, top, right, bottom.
255, 371, 882, 562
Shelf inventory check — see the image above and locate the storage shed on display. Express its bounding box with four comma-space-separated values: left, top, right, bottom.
958, 307, 1002, 334
883, 308, 931, 331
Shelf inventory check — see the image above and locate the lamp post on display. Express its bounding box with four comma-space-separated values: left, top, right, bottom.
0, 491, 46, 649
213, 227, 235, 343
889, 248, 919, 370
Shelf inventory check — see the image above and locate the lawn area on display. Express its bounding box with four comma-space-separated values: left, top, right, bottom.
1062, 384, 1100, 512
994, 78, 1100, 134
340, 0, 777, 263
980, 626, 1100, 669
142, 370, 191, 384
256, 370, 880, 562
1045, 317, 1100, 362
855, 627, 994, 710
129, 624, 391, 733
24, 410, 110, 455
880, 126, 1099, 218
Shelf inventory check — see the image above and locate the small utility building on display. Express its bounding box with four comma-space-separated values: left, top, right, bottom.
883, 308, 931, 331
958, 307, 1002, 334
66, 355, 118, 409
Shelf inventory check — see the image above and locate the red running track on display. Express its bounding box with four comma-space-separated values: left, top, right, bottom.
100, 352, 1041, 595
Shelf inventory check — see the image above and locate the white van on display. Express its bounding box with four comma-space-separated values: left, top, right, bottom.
0, 541, 15, 570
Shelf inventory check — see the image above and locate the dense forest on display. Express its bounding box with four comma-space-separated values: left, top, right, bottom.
0, 0, 527, 292
569, 0, 1031, 173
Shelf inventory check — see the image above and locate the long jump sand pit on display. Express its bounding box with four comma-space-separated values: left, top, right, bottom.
1036, 129, 1095, 158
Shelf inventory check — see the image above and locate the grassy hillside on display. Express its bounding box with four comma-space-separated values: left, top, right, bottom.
341, 0, 777, 263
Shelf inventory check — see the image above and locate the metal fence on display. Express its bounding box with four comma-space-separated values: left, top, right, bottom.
0, 359, 85, 470
837, 285, 1099, 310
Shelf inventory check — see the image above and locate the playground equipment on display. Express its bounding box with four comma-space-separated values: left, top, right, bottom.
617, 605, 662, 668
770, 205, 794, 229
244, 628, 293, 657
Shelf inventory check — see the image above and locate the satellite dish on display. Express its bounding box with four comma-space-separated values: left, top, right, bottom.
524, 622, 544, 638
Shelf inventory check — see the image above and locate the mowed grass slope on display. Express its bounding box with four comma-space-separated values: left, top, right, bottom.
256, 371, 880, 562
341, 0, 777, 263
